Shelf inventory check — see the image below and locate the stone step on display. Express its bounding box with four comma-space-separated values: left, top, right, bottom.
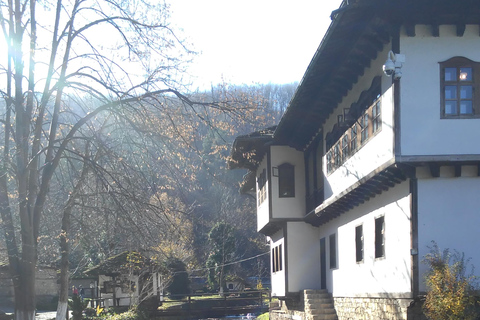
308, 314, 338, 320
305, 293, 332, 300
304, 289, 328, 294
305, 300, 335, 307
307, 307, 336, 315
305, 298, 333, 305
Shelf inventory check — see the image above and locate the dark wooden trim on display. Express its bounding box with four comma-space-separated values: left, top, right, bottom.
454, 165, 462, 177
429, 163, 440, 178
392, 24, 401, 157
305, 159, 410, 227
405, 23, 416, 37
267, 149, 273, 221
456, 23, 466, 37
396, 154, 480, 163
431, 24, 440, 37
410, 178, 419, 297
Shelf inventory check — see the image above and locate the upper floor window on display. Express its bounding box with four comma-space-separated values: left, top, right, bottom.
278, 163, 295, 198
325, 98, 381, 175
440, 57, 480, 118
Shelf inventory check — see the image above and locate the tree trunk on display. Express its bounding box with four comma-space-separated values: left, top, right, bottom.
55, 302, 68, 320
56, 206, 71, 320
15, 255, 37, 320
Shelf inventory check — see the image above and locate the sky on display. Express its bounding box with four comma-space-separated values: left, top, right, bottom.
169, 0, 342, 90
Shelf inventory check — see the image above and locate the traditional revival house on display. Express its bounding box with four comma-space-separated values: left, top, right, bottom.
229, 0, 480, 319
85, 252, 163, 308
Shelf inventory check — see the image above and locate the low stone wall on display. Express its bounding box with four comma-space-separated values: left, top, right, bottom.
270, 293, 428, 320
334, 297, 413, 320
0, 266, 58, 307
270, 296, 306, 320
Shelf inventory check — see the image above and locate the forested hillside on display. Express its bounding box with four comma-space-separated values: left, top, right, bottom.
4, 82, 297, 286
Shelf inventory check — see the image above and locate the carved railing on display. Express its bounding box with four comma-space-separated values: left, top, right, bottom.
326, 99, 381, 174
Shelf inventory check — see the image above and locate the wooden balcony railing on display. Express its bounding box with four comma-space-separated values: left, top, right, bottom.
326, 99, 381, 174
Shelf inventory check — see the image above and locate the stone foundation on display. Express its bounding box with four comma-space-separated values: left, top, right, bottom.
334, 297, 413, 320
270, 292, 428, 320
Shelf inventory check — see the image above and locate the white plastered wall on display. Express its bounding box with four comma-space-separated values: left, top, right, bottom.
323, 46, 395, 200
319, 181, 412, 297
285, 221, 322, 292
417, 175, 480, 292
400, 25, 480, 156
270, 146, 306, 219
270, 229, 286, 297
256, 155, 269, 232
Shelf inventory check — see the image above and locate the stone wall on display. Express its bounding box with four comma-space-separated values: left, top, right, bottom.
270, 295, 306, 320
0, 266, 58, 306
270, 292, 428, 320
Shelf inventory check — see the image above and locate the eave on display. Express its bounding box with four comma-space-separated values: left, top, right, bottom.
274, 0, 480, 151
228, 126, 275, 171
305, 162, 407, 227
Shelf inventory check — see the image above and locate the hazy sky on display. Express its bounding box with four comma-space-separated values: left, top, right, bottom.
170, 0, 342, 89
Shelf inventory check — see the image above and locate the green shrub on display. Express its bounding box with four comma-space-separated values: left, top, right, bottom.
256, 312, 269, 320
423, 242, 478, 320
68, 295, 89, 320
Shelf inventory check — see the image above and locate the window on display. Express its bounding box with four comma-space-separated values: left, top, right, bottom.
324, 78, 382, 175
372, 101, 381, 133
360, 113, 369, 143
272, 244, 283, 272
375, 216, 385, 259
278, 163, 295, 197
441, 57, 480, 118
355, 225, 364, 263
257, 169, 267, 206
350, 123, 357, 152
341, 135, 349, 162
329, 233, 337, 269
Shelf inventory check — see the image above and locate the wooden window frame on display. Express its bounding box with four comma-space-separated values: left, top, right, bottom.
278, 163, 295, 198
440, 57, 480, 119
375, 216, 385, 259
355, 224, 364, 263
329, 233, 337, 269
372, 101, 381, 133
257, 169, 267, 206
360, 113, 369, 143
272, 244, 283, 273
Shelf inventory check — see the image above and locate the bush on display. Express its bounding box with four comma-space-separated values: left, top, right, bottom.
423, 242, 478, 320
164, 257, 190, 298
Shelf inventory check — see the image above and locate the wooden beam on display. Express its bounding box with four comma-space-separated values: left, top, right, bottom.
429, 163, 440, 177
456, 23, 466, 36
431, 24, 439, 37
405, 23, 416, 37
454, 165, 461, 177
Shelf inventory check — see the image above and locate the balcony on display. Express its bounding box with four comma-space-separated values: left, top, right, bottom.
326, 98, 381, 175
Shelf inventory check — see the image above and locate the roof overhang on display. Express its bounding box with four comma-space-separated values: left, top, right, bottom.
228, 126, 275, 171
274, 0, 480, 151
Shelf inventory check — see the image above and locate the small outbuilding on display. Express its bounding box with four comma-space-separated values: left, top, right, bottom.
85, 251, 163, 308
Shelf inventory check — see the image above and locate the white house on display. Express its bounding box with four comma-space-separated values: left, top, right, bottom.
86, 251, 163, 308
229, 1, 480, 319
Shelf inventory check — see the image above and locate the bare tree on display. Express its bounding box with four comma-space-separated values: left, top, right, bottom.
0, 0, 215, 318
